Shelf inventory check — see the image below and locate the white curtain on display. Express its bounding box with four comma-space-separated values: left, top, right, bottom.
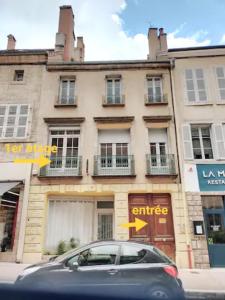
45, 199, 94, 252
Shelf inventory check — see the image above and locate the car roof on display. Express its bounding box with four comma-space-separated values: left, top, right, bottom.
85, 240, 155, 249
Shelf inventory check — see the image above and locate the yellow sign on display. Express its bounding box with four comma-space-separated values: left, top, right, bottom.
132, 205, 168, 216
159, 218, 167, 224
121, 217, 148, 232
14, 155, 51, 168
5, 144, 57, 155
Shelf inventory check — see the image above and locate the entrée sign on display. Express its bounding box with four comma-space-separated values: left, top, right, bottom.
132, 206, 168, 215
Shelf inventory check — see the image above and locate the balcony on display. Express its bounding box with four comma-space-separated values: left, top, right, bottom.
146, 154, 176, 176
54, 95, 77, 107
102, 95, 125, 107
39, 156, 82, 177
93, 155, 135, 177
145, 94, 168, 105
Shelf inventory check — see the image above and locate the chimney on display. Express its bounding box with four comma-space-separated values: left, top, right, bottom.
7, 34, 16, 50
159, 27, 168, 53
148, 27, 168, 60
148, 28, 160, 60
76, 37, 85, 62
56, 5, 75, 61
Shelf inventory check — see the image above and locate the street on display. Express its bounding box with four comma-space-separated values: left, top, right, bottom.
0, 263, 225, 299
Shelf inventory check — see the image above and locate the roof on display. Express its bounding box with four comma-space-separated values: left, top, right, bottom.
169, 45, 225, 52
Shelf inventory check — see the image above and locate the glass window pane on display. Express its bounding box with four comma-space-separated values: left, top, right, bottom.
199, 90, 207, 101
18, 116, 27, 126
218, 78, 225, 89
120, 245, 147, 265
80, 245, 119, 266
16, 127, 26, 137
0, 106, 6, 115
185, 69, 193, 79
196, 69, 204, 79
20, 105, 29, 115
216, 67, 224, 78
188, 91, 196, 102
9, 106, 17, 115
98, 214, 113, 240
193, 148, 202, 159
187, 80, 194, 90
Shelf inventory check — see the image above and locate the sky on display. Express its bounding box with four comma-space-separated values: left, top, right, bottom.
0, 0, 225, 61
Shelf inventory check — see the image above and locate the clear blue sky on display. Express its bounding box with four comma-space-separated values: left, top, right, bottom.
121, 0, 225, 44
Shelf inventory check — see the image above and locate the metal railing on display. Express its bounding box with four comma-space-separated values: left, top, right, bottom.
56, 95, 77, 105
103, 95, 125, 105
94, 155, 135, 176
146, 154, 176, 175
39, 156, 82, 177
145, 94, 168, 104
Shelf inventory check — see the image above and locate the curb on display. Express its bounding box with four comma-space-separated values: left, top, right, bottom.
185, 290, 225, 300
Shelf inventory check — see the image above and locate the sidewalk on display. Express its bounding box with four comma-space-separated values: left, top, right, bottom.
0, 263, 225, 296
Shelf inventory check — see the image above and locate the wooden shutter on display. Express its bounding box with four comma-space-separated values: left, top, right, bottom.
212, 124, 225, 159
182, 124, 193, 160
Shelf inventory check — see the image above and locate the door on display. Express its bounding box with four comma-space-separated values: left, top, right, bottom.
203, 196, 225, 267
128, 194, 175, 260
61, 244, 121, 293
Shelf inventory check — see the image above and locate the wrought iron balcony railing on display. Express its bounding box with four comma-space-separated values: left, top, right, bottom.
146, 154, 176, 175
94, 155, 135, 176
103, 95, 125, 105
145, 94, 168, 104
39, 156, 82, 177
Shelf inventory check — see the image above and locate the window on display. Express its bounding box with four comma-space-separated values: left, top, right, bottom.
100, 143, 128, 168
149, 128, 168, 168
78, 245, 119, 266
59, 78, 75, 104
185, 69, 207, 103
106, 78, 122, 104
14, 70, 24, 81
97, 201, 114, 240
49, 129, 80, 169
0, 104, 29, 138
216, 67, 225, 101
147, 77, 163, 103
191, 126, 213, 159
119, 245, 163, 265
98, 214, 113, 240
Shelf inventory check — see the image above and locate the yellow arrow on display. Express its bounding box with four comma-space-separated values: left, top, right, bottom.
14, 155, 51, 168
121, 217, 148, 232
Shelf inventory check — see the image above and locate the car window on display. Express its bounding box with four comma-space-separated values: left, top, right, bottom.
66, 254, 80, 268
78, 245, 119, 266
120, 245, 163, 264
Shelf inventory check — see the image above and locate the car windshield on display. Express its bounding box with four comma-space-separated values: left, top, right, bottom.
54, 248, 81, 263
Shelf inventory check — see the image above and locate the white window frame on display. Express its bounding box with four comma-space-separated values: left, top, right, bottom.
59, 78, 76, 105
99, 142, 129, 169
49, 127, 80, 170
147, 77, 163, 102
215, 66, 225, 102
0, 104, 30, 139
185, 68, 208, 104
191, 125, 214, 160
106, 78, 122, 104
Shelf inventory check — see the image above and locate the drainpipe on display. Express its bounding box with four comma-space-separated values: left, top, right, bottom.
169, 59, 193, 268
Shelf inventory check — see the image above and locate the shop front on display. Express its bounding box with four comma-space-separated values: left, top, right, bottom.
197, 164, 225, 267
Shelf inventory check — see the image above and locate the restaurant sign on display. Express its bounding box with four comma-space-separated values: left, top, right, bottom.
197, 164, 225, 191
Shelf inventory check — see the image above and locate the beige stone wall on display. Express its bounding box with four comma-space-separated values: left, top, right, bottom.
186, 192, 210, 268
35, 67, 179, 183
23, 182, 191, 268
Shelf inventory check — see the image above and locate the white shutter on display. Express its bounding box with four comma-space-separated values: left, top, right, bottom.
182, 124, 193, 160
212, 124, 225, 159
98, 129, 130, 143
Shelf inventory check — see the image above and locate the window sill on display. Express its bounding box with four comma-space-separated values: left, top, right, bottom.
102, 103, 125, 107
54, 104, 77, 108
145, 102, 168, 106
216, 101, 225, 105
9, 81, 26, 85
145, 174, 178, 179
0, 138, 31, 143
185, 102, 214, 106
38, 175, 83, 179
92, 175, 136, 179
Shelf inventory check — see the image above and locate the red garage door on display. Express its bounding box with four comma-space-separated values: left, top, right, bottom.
128, 194, 175, 260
